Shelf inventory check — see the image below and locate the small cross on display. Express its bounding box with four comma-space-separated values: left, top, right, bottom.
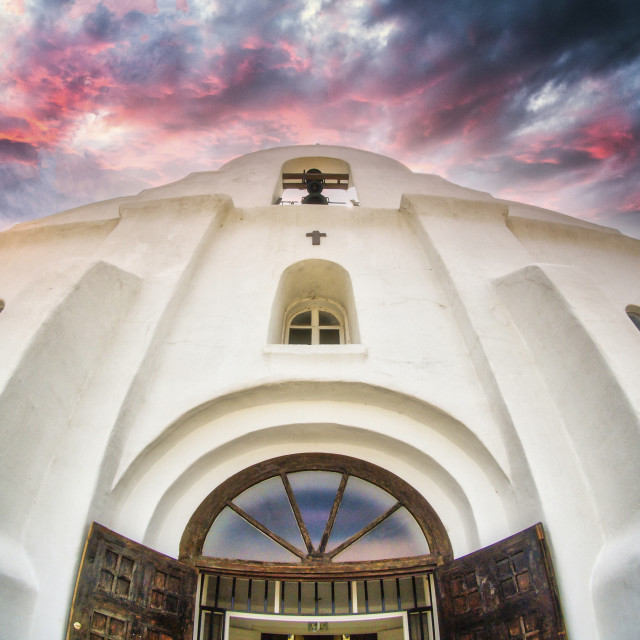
306, 230, 326, 245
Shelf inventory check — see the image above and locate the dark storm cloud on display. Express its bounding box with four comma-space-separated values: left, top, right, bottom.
0, 139, 39, 163
357, 0, 640, 149
82, 3, 122, 42
370, 0, 640, 71
0, 0, 638, 229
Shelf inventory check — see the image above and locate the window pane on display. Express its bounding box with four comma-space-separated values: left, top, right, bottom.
288, 328, 312, 344
233, 578, 249, 610
333, 507, 429, 561
266, 580, 277, 613
282, 581, 299, 614
199, 610, 224, 640
249, 579, 267, 612
365, 579, 383, 613
398, 576, 415, 610
318, 311, 339, 326
203, 507, 300, 562
319, 329, 341, 344
233, 476, 304, 550
383, 578, 399, 610
317, 582, 333, 614
333, 581, 351, 614
216, 576, 233, 609
287, 471, 343, 548
327, 476, 397, 551
291, 311, 312, 325
300, 581, 315, 614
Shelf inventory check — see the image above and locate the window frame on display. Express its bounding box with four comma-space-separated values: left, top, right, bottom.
180, 454, 452, 580
283, 299, 349, 345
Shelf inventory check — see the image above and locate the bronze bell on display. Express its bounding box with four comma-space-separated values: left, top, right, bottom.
302, 168, 329, 204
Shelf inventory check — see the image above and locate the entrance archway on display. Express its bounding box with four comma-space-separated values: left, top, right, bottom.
183, 454, 449, 640
65, 454, 566, 640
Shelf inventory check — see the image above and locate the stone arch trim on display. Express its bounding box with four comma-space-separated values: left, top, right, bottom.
180, 452, 453, 577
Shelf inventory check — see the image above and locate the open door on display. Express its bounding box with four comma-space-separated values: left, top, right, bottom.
66, 522, 198, 640
434, 524, 566, 640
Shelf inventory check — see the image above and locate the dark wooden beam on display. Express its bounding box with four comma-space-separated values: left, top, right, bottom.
282, 172, 350, 190
318, 473, 348, 554
326, 502, 403, 560
226, 502, 307, 560
282, 173, 350, 180
282, 182, 349, 191
192, 553, 441, 580
281, 472, 314, 555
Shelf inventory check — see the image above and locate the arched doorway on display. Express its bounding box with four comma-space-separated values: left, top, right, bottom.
66, 455, 566, 640
181, 454, 451, 640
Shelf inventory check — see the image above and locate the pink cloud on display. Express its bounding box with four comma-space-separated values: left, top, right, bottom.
103, 0, 158, 18
575, 117, 635, 161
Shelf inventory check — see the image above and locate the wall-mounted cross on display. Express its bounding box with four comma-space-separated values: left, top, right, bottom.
306, 230, 326, 245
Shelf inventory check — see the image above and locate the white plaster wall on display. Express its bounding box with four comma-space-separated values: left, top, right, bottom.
106, 203, 509, 483
0, 146, 639, 640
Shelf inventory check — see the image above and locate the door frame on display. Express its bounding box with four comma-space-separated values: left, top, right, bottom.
223, 610, 411, 640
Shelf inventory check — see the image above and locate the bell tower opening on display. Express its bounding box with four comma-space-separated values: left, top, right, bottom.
274, 157, 359, 206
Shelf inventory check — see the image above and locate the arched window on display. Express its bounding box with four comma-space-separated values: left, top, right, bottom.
181, 454, 451, 578
267, 260, 360, 344
285, 300, 347, 345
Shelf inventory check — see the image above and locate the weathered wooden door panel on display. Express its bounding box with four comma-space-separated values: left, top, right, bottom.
434, 524, 566, 640
67, 522, 198, 640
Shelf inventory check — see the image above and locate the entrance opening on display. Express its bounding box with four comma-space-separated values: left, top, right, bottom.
222, 611, 413, 640
185, 455, 446, 640
66, 461, 566, 640
197, 598, 438, 640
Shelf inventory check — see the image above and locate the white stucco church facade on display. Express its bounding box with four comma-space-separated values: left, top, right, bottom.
1, 145, 639, 640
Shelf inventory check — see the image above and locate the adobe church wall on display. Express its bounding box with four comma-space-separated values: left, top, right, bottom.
105, 202, 504, 458
1, 146, 638, 640
403, 192, 640, 640
0, 195, 233, 639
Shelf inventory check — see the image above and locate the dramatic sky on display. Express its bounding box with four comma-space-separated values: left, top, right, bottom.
1, 0, 639, 235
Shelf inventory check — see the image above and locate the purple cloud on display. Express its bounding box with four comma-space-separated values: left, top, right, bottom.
0, 0, 638, 233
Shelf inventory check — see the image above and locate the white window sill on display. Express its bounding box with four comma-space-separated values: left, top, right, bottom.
264, 344, 368, 357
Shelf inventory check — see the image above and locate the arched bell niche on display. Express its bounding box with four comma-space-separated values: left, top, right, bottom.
274, 156, 357, 205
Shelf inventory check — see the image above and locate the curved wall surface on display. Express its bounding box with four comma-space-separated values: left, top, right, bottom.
0, 146, 639, 640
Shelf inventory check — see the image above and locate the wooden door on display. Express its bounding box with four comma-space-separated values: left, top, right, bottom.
434, 524, 566, 640
66, 522, 198, 640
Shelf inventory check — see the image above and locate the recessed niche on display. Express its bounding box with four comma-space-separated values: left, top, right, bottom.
267, 259, 360, 344
274, 156, 359, 206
